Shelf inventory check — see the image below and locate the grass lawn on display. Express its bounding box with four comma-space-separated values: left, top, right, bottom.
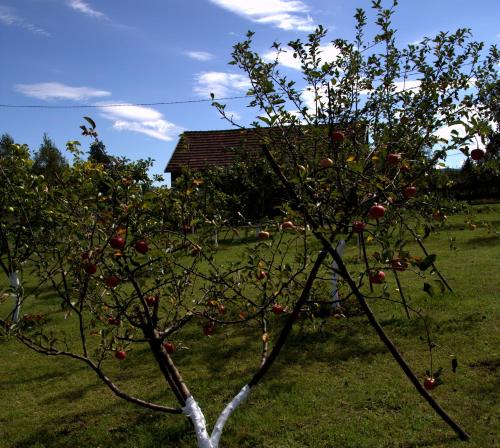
0, 205, 499, 448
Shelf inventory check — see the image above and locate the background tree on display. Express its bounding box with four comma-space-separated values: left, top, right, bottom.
88, 139, 113, 167
32, 133, 68, 184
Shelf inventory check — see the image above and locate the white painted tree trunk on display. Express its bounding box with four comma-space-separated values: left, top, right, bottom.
182, 385, 251, 448
8, 271, 21, 324
332, 240, 346, 311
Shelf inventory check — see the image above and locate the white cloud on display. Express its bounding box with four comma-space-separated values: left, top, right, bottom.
393, 79, 421, 93
301, 85, 328, 112
209, 0, 315, 31
193, 71, 251, 98
67, 0, 106, 19
434, 106, 493, 151
264, 45, 340, 70
14, 82, 111, 101
0, 5, 50, 36
185, 51, 215, 61
224, 110, 242, 121
99, 104, 183, 142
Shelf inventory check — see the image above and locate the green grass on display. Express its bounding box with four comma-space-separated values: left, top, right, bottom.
0, 206, 499, 447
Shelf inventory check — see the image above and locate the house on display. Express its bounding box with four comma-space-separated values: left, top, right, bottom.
165, 125, 368, 182
165, 128, 263, 182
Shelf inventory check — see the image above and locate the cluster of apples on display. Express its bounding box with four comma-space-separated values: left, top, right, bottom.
82, 235, 150, 289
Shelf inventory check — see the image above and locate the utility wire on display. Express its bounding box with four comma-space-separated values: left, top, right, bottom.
0, 95, 250, 110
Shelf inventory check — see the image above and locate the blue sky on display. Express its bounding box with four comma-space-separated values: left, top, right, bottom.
1, 0, 499, 183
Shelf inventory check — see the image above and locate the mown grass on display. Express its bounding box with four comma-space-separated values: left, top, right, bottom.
0, 205, 499, 448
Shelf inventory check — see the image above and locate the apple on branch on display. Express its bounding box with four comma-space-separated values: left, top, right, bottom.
258, 231, 270, 240
387, 153, 402, 166
368, 204, 386, 219
352, 220, 366, 233
135, 240, 149, 254
115, 350, 127, 360
331, 130, 345, 144
110, 235, 126, 250
369, 271, 386, 284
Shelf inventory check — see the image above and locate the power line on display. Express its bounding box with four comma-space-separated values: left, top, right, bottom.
0, 95, 250, 110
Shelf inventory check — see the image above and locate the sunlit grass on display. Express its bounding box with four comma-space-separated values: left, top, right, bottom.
0, 205, 499, 447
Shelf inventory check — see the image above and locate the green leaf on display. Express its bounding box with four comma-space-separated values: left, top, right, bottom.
418, 254, 436, 271
423, 282, 434, 297
83, 116, 96, 129
423, 226, 431, 240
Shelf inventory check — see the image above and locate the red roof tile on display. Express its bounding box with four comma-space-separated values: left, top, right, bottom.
165, 125, 367, 175
165, 128, 264, 174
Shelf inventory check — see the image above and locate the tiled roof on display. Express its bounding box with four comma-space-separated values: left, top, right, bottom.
165, 125, 367, 174
165, 128, 264, 174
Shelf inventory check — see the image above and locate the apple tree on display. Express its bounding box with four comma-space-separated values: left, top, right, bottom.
1, 124, 332, 447
210, 0, 499, 442
1, 2, 499, 447
0, 140, 52, 324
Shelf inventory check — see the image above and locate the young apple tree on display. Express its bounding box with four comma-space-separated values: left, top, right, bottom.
209, 0, 499, 442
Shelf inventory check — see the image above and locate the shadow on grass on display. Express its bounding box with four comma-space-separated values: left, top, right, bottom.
378, 311, 485, 338
464, 234, 500, 247
15, 407, 192, 448
399, 434, 461, 447
0, 363, 83, 387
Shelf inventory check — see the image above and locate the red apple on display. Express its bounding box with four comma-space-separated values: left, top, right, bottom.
470, 148, 485, 161
331, 130, 345, 143
256, 271, 267, 281
163, 342, 176, 354
115, 350, 126, 360
108, 316, 120, 326
85, 264, 97, 275
218, 304, 226, 315
352, 220, 366, 233
145, 295, 157, 306
105, 275, 120, 288
272, 304, 284, 315
203, 322, 215, 336
404, 186, 417, 198
110, 235, 125, 250
368, 204, 386, 219
320, 157, 334, 168
281, 220, 295, 230
387, 153, 401, 165
135, 240, 149, 254
258, 231, 270, 240
424, 377, 437, 390
369, 271, 386, 284
391, 258, 408, 272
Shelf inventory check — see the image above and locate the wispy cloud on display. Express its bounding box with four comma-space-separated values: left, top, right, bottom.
14, 82, 111, 101
185, 51, 215, 61
0, 5, 50, 37
393, 79, 421, 93
99, 104, 183, 141
264, 45, 339, 70
193, 71, 251, 98
67, 0, 106, 19
209, 0, 316, 31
